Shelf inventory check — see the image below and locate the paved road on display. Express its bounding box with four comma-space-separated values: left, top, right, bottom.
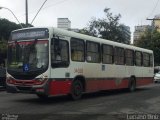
0, 84, 160, 120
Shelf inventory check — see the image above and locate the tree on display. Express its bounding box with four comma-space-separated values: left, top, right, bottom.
21, 23, 33, 28
0, 18, 20, 40
0, 18, 33, 61
80, 8, 131, 44
135, 28, 160, 65
0, 40, 7, 60
0, 18, 33, 41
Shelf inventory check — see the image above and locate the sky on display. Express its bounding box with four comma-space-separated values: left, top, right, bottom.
0, 0, 160, 42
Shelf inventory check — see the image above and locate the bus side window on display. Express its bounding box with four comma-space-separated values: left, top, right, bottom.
51, 38, 69, 67
114, 47, 125, 65
135, 51, 142, 66
86, 41, 100, 63
71, 38, 85, 62
102, 44, 113, 64
143, 52, 150, 67
125, 49, 134, 66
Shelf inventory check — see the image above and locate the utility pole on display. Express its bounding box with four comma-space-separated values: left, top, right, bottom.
25, 0, 28, 27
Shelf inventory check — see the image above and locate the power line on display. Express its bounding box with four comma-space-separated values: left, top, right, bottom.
31, 0, 48, 24
18, 0, 69, 18
31, 0, 70, 24
148, 0, 160, 18
43, 0, 69, 10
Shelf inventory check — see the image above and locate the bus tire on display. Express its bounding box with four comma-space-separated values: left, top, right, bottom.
128, 77, 136, 92
36, 94, 48, 100
70, 80, 83, 100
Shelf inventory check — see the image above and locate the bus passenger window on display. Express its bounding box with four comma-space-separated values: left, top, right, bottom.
125, 49, 134, 66
102, 44, 113, 64
51, 38, 69, 67
71, 38, 85, 62
135, 51, 142, 66
114, 47, 124, 65
86, 41, 100, 63
143, 52, 150, 67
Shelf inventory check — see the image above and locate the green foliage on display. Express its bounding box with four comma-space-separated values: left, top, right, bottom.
21, 23, 33, 28
135, 28, 160, 65
0, 40, 7, 58
0, 18, 33, 60
79, 8, 131, 44
0, 18, 34, 41
0, 18, 20, 40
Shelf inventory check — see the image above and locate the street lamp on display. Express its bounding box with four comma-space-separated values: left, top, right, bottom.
0, 6, 23, 28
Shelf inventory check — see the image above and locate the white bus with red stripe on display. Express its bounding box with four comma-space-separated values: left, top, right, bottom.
6, 27, 154, 100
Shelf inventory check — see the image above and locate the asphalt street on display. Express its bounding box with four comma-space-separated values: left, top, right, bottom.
0, 84, 160, 120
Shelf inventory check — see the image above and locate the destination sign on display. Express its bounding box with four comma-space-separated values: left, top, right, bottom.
11, 28, 49, 40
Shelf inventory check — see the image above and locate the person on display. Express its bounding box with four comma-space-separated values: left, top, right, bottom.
56, 53, 61, 61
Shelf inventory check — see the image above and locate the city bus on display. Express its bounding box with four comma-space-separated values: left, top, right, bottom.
6, 27, 154, 100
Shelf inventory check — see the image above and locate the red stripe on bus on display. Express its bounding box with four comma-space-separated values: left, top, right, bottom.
85, 79, 129, 92
48, 77, 153, 95
49, 80, 72, 95
85, 77, 153, 92
136, 77, 153, 86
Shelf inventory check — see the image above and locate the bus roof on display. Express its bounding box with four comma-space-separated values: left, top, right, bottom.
51, 27, 153, 54
12, 27, 153, 54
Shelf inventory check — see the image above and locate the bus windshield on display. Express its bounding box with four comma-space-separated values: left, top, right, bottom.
7, 40, 49, 77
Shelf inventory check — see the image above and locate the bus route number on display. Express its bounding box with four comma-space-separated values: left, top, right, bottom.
74, 68, 83, 74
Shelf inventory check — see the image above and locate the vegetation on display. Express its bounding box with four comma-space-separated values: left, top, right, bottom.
79, 8, 131, 44
0, 18, 33, 63
135, 28, 160, 66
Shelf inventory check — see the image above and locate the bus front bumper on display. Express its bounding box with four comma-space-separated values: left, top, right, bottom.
6, 79, 49, 95
6, 84, 47, 94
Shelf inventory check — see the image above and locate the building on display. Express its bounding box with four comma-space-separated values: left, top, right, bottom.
152, 14, 160, 32
57, 18, 80, 32
133, 25, 151, 44
57, 18, 71, 30
120, 25, 131, 44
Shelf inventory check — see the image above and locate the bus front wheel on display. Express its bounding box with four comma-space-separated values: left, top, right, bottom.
70, 80, 83, 100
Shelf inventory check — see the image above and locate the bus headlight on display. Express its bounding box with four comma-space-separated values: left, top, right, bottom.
6, 77, 15, 84
35, 75, 48, 85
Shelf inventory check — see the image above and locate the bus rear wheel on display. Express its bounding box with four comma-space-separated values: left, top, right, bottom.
129, 77, 136, 92
70, 80, 83, 100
